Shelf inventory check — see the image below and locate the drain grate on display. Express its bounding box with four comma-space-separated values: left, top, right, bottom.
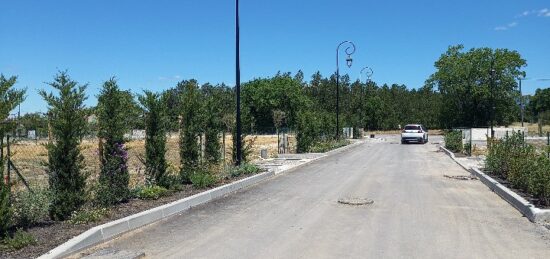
444, 175, 477, 181
338, 197, 374, 206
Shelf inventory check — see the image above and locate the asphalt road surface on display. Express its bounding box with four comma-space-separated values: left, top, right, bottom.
83, 136, 550, 259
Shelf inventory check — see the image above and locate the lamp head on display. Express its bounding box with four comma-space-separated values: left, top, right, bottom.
346, 56, 353, 68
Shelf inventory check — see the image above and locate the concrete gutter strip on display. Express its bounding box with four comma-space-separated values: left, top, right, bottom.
40, 141, 365, 259
439, 145, 550, 224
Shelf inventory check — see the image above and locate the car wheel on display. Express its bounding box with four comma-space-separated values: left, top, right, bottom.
401, 139, 406, 144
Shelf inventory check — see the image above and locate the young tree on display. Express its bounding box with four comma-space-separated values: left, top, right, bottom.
96, 78, 131, 206
139, 91, 168, 187
0, 75, 25, 236
179, 80, 202, 182
39, 72, 87, 220
202, 84, 223, 165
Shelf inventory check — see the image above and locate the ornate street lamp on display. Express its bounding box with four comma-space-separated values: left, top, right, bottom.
336, 41, 356, 138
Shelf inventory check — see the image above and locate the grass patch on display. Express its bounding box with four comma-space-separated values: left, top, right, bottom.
67, 208, 109, 225
134, 185, 169, 200
308, 139, 349, 153
190, 171, 218, 189
0, 229, 36, 251
229, 163, 262, 178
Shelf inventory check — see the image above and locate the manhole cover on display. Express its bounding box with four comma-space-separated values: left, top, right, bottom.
444, 175, 477, 181
338, 197, 374, 206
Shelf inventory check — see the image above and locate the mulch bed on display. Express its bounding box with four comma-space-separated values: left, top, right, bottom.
482, 169, 550, 210
0, 173, 259, 259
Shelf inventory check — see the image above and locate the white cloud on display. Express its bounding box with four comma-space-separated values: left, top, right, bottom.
158, 75, 182, 81
517, 10, 531, 17
494, 26, 508, 31
538, 8, 549, 16
508, 22, 518, 27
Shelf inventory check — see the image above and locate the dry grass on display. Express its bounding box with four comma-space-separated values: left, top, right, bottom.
7, 133, 294, 190
510, 122, 550, 136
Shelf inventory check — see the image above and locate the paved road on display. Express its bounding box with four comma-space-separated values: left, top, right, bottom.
84, 136, 550, 258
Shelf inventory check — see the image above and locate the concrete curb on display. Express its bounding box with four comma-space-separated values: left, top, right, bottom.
438, 145, 550, 224
40, 140, 365, 259
469, 168, 550, 223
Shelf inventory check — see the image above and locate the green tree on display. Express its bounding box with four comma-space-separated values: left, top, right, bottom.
96, 78, 131, 206
0, 75, 25, 237
178, 80, 202, 182
201, 84, 223, 165
427, 45, 525, 128
39, 72, 87, 221
139, 91, 168, 187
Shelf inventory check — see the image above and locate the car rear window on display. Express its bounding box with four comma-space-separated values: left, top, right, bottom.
404, 125, 420, 130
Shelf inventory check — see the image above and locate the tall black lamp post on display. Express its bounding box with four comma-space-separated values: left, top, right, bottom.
235, 0, 242, 165
336, 41, 356, 139
360, 67, 373, 131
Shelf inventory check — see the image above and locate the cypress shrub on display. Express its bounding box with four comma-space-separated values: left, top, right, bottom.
139, 91, 168, 187
96, 78, 131, 206
39, 72, 87, 221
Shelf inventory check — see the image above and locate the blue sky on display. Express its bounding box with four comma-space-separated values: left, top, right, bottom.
1, 0, 549, 113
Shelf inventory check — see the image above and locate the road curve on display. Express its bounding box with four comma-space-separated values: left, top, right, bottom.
81, 135, 550, 259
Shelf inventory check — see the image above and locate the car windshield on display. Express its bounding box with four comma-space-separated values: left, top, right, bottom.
404, 125, 420, 130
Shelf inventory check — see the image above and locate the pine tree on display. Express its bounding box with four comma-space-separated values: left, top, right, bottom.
179, 80, 201, 182
39, 72, 87, 221
96, 78, 131, 206
0, 74, 25, 236
139, 91, 168, 187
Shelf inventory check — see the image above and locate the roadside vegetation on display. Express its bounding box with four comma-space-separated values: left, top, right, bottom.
444, 131, 463, 153
0, 43, 546, 256
486, 132, 550, 206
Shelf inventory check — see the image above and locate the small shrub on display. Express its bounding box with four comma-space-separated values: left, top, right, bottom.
135, 186, 168, 200
309, 139, 349, 153
190, 171, 217, 189
528, 155, 550, 205
68, 208, 109, 225
0, 229, 36, 251
12, 188, 51, 227
229, 163, 262, 178
0, 183, 11, 238
444, 130, 463, 153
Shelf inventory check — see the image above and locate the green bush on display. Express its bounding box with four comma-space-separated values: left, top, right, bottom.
0, 229, 36, 251
190, 171, 217, 189
68, 208, 109, 225
139, 91, 168, 187
135, 185, 169, 200
0, 182, 11, 238
486, 131, 550, 205
40, 72, 88, 221
96, 78, 132, 206
12, 188, 51, 228
309, 139, 349, 153
229, 163, 262, 178
527, 155, 550, 205
444, 130, 463, 153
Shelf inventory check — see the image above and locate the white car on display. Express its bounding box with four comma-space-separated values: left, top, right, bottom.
401, 124, 428, 144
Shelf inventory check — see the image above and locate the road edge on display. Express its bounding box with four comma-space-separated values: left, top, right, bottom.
39, 140, 365, 259
438, 145, 550, 224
